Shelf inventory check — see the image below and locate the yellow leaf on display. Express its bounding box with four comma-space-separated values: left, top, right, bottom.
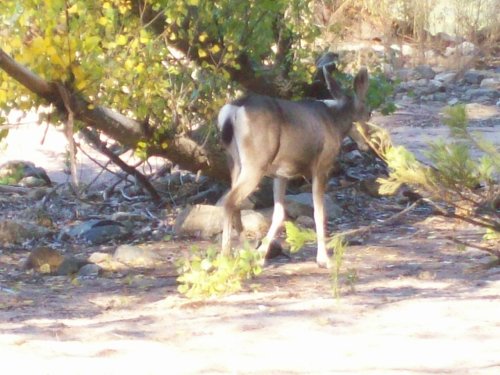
103, 2, 111, 9
67, 3, 78, 14
187, 0, 199, 5
98, 17, 108, 26
125, 59, 134, 70
198, 32, 208, 42
116, 35, 128, 45
139, 29, 150, 44
198, 49, 207, 58
135, 63, 145, 73
209, 44, 220, 54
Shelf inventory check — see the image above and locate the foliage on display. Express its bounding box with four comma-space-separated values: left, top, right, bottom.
333, 70, 397, 115
329, 235, 348, 299
0, 164, 25, 185
285, 221, 352, 298
378, 104, 499, 254
176, 245, 263, 298
0, 0, 320, 149
284, 221, 316, 253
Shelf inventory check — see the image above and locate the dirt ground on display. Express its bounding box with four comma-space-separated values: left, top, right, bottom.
0, 104, 499, 374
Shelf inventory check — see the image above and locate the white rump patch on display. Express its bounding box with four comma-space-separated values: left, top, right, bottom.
217, 104, 239, 131
321, 99, 346, 109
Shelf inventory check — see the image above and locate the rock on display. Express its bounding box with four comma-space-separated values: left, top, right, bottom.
434, 71, 457, 84
415, 65, 436, 80
457, 41, 476, 56
464, 88, 499, 101
113, 244, 162, 267
0, 161, 51, 186
285, 193, 342, 219
464, 70, 486, 85
23, 247, 64, 272
295, 215, 315, 228
241, 209, 272, 239
0, 220, 51, 246
480, 77, 500, 90
60, 219, 129, 244
174, 204, 271, 239
343, 150, 363, 163
77, 263, 101, 278
174, 204, 224, 238
88, 252, 113, 264
55, 257, 88, 276
447, 98, 460, 106
394, 68, 417, 82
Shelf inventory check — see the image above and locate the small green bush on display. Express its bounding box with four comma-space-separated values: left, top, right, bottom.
176, 245, 263, 299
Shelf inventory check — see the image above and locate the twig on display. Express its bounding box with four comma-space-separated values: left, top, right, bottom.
80, 128, 162, 204
0, 185, 30, 194
447, 236, 500, 258
336, 199, 422, 238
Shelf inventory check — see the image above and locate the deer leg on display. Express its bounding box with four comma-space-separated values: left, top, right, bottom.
257, 177, 287, 256
222, 167, 262, 255
312, 172, 330, 268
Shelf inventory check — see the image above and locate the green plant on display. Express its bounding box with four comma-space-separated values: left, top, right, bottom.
329, 235, 348, 299
176, 245, 263, 299
0, 164, 25, 185
378, 104, 499, 256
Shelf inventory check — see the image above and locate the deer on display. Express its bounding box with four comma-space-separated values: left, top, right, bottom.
217, 67, 370, 268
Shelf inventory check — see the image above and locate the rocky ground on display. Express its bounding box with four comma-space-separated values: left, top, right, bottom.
0, 60, 499, 373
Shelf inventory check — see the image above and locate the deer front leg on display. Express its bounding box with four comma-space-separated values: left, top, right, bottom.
312, 173, 330, 268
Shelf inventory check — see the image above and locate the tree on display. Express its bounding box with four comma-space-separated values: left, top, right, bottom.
0, 0, 322, 184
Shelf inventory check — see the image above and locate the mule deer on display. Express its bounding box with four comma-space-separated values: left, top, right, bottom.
217, 67, 370, 267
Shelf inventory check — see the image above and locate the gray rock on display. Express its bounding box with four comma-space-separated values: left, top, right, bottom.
285, 193, 342, 219
464, 70, 486, 85
447, 98, 460, 106
295, 215, 315, 228
457, 41, 476, 56
0, 160, 51, 186
415, 65, 436, 80
464, 88, 499, 101
480, 77, 500, 90
113, 244, 162, 267
60, 219, 129, 244
395, 68, 417, 82
344, 150, 363, 162
435, 71, 457, 84
77, 263, 101, 278
56, 257, 88, 276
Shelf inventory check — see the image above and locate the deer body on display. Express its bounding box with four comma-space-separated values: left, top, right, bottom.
218, 68, 370, 267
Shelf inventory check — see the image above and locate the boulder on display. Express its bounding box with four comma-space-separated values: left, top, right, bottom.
113, 244, 162, 267
174, 204, 271, 239
0, 220, 51, 246
285, 193, 342, 219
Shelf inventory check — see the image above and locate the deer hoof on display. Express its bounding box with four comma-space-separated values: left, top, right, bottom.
316, 257, 331, 269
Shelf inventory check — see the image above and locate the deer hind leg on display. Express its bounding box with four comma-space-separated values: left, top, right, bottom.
221, 166, 262, 255
312, 171, 330, 268
257, 177, 287, 256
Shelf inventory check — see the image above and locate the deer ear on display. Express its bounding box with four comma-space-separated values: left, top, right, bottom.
323, 66, 344, 99
353, 68, 369, 100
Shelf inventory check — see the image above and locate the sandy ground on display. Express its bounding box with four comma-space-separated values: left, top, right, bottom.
0, 104, 499, 374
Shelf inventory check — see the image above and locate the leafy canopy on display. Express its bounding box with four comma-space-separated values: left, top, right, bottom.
0, 0, 318, 139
